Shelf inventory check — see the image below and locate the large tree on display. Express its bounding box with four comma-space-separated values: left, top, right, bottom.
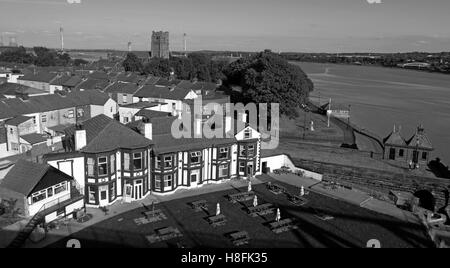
224, 51, 314, 117
122, 53, 143, 72
0, 46, 34, 64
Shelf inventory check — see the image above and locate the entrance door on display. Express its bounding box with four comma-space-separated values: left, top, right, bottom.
262, 162, 268, 174
99, 186, 109, 207
134, 180, 143, 200
389, 148, 396, 160
413, 151, 419, 164
247, 163, 254, 177
190, 171, 199, 187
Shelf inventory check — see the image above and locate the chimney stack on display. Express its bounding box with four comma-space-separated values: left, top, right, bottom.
60, 27, 64, 52
75, 128, 87, 151
139, 120, 153, 140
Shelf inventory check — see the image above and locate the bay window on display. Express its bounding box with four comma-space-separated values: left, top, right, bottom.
54, 182, 67, 195
155, 175, 161, 190
156, 156, 161, 169
88, 186, 96, 203
31, 190, 46, 204
110, 154, 115, 173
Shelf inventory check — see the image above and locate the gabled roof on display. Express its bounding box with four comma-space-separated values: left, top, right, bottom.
0, 90, 112, 120
0, 160, 73, 196
134, 84, 193, 100
155, 78, 181, 87
5, 115, 33, 126
135, 109, 171, 119
406, 126, 433, 150
120, 101, 160, 109
116, 73, 143, 84
383, 128, 407, 147
76, 78, 110, 91
18, 72, 58, 83
63, 76, 83, 87
88, 71, 109, 81
66, 114, 153, 153
127, 116, 177, 136
105, 81, 140, 94
0, 83, 48, 96
20, 133, 47, 145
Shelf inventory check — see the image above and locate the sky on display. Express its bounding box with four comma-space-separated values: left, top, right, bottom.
0, 0, 450, 52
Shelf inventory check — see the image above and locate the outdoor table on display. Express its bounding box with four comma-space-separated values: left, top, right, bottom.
287, 194, 309, 206
269, 218, 298, 234
230, 231, 250, 246
267, 184, 286, 195
228, 191, 255, 203
247, 203, 275, 217
207, 214, 227, 227
146, 227, 183, 244
191, 200, 208, 212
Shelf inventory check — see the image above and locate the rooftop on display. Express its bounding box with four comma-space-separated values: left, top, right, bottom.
18, 71, 58, 83
0, 83, 48, 96
5, 115, 33, 126
20, 133, 48, 145
105, 81, 141, 94
134, 84, 193, 100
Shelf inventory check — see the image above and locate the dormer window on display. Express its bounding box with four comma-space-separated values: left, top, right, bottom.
244, 128, 251, 139
190, 151, 201, 164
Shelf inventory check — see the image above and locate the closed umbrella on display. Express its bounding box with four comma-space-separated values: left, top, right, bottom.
216, 203, 221, 216
276, 208, 281, 222
253, 195, 258, 207
300, 186, 305, 196
248, 180, 252, 192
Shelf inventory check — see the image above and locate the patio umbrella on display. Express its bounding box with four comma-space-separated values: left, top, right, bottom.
216, 203, 221, 216
248, 180, 252, 192
276, 208, 281, 222
300, 186, 305, 196
253, 195, 258, 207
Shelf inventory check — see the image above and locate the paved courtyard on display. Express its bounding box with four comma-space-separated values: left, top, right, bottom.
46, 178, 433, 248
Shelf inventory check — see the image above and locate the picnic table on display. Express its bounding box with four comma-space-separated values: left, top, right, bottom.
286, 194, 309, 206
269, 218, 299, 234
228, 191, 255, 203
247, 203, 275, 217
266, 183, 287, 195
229, 231, 250, 246
207, 214, 227, 227
146, 226, 183, 244
134, 209, 167, 225
190, 200, 208, 212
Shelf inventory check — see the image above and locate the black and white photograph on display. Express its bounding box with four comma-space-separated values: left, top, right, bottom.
0, 0, 449, 254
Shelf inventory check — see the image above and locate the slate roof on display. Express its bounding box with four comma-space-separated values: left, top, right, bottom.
0, 160, 73, 196
20, 133, 47, 145
76, 78, 110, 91
134, 84, 192, 100
152, 134, 236, 155
120, 101, 160, 109
63, 76, 83, 88
105, 81, 140, 94
66, 114, 153, 153
135, 109, 171, 119
116, 73, 143, 84
406, 127, 433, 150
5, 115, 33, 126
383, 130, 407, 146
126, 116, 177, 136
0, 90, 111, 120
0, 83, 48, 96
18, 72, 58, 83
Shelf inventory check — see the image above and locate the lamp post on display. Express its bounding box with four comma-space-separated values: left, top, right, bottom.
347, 104, 351, 130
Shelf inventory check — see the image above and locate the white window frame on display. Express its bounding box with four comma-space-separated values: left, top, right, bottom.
219, 164, 229, 178
239, 162, 246, 173
98, 156, 108, 176
190, 151, 201, 164
164, 156, 172, 168
244, 128, 251, 139
219, 147, 229, 159
133, 152, 143, 170
164, 174, 172, 188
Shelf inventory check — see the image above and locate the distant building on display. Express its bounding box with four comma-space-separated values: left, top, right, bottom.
383, 125, 434, 168
151, 31, 170, 59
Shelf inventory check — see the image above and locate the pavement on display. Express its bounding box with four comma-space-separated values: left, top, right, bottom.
1, 172, 422, 248
20, 178, 264, 248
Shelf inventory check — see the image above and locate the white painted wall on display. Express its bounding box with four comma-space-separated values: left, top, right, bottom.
261, 154, 323, 181
47, 156, 86, 188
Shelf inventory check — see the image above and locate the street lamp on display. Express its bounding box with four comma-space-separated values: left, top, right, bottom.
347, 104, 351, 129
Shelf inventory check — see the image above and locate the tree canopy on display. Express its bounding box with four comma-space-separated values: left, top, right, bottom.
140, 53, 227, 82
224, 51, 314, 117
0, 46, 72, 66
122, 53, 144, 72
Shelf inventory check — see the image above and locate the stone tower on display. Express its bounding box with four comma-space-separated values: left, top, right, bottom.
151, 31, 170, 59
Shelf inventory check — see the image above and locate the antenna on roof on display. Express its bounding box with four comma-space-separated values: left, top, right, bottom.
183, 33, 187, 56
128, 41, 132, 53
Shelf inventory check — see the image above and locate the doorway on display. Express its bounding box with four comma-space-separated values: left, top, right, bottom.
134, 180, 143, 200
389, 148, 396, 160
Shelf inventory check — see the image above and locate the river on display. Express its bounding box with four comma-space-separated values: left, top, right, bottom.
292, 62, 450, 166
